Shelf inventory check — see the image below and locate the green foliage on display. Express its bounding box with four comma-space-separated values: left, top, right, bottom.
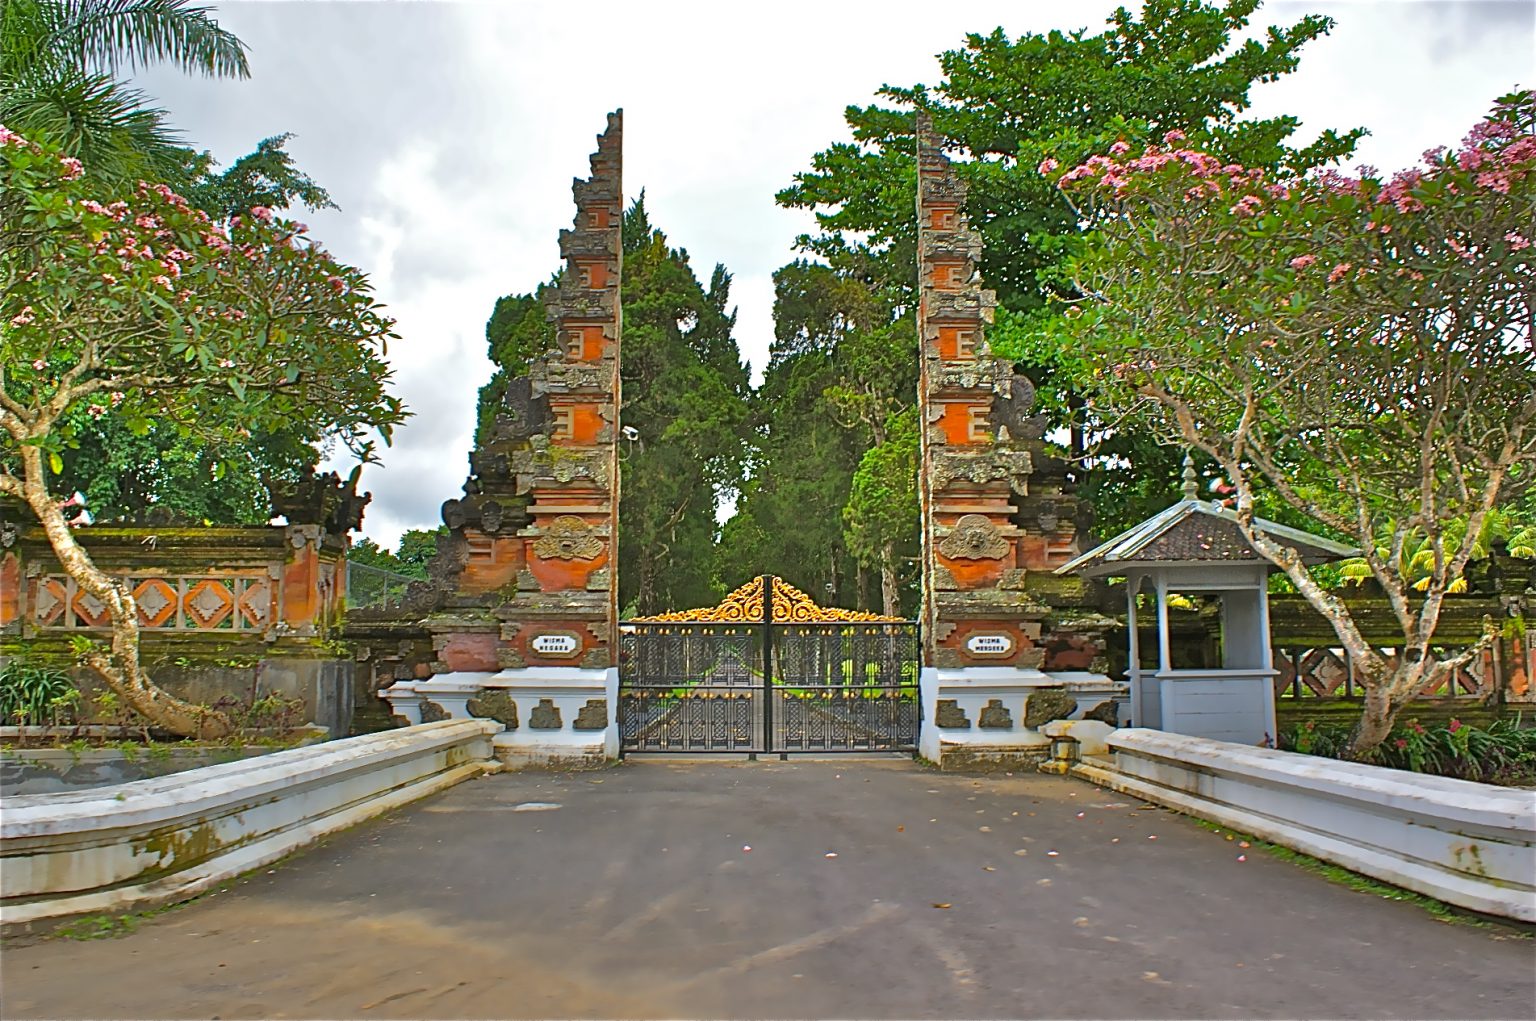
1053, 91, 1534, 597
2, 8, 348, 526
1047, 92, 1534, 750
176, 133, 334, 221
0, 657, 77, 725
1339, 508, 1536, 592
52, 417, 318, 524
394, 528, 444, 575
718, 347, 869, 609
0, 3, 347, 525
0, 0, 250, 192
779, 0, 1357, 308
719, 259, 918, 613
771, 0, 1358, 554
209, 690, 305, 738
1, 127, 406, 501
55, 912, 142, 940
349, 527, 444, 579
1281, 716, 1536, 785
843, 408, 920, 611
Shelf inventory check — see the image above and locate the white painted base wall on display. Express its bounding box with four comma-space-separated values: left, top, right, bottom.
383, 667, 617, 767
0, 719, 502, 927
1075, 729, 1536, 923
918, 667, 1123, 766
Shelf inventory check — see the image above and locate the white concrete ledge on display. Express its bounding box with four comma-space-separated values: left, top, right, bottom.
1074, 728, 1536, 922
1, 719, 502, 927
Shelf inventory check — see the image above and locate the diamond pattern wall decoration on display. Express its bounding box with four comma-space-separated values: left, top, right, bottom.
237, 579, 272, 628
71, 587, 110, 628
183, 579, 234, 628
32, 578, 67, 627
133, 579, 178, 628
32, 573, 276, 633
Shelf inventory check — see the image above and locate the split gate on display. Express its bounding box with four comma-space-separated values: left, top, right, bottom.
617, 576, 920, 755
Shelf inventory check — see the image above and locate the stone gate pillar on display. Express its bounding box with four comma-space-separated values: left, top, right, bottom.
383, 113, 624, 767
914, 112, 1118, 768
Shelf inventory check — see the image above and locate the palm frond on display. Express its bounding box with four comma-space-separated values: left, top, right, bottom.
42, 0, 248, 79
1, 68, 187, 188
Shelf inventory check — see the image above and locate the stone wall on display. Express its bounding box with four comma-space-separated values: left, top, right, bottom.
1, 498, 360, 735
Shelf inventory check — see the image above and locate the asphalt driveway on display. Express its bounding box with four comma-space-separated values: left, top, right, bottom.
3, 759, 1532, 1019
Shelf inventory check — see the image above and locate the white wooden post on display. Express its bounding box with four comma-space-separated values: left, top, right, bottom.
1126, 573, 1142, 728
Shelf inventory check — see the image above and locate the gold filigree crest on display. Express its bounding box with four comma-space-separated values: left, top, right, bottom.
629, 575, 907, 623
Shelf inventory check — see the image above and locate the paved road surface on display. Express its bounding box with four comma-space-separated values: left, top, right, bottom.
4, 759, 1533, 1019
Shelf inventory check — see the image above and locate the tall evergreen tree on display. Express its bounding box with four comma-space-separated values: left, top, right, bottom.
720, 261, 919, 614
617, 197, 750, 614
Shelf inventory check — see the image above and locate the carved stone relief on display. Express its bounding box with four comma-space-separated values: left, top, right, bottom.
529, 698, 563, 729
1023, 689, 1078, 728
977, 698, 1014, 729
531, 516, 604, 560
467, 690, 519, 728
931, 450, 1033, 493
935, 699, 971, 729
987, 374, 1047, 441
573, 698, 608, 730
939, 515, 1010, 560
494, 376, 550, 441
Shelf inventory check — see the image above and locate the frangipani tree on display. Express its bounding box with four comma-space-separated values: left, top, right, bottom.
1045, 91, 1535, 754
0, 126, 405, 737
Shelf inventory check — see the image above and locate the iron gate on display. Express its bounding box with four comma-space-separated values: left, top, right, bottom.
617, 576, 919, 754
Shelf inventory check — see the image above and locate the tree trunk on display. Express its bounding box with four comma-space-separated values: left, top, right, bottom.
17, 446, 232, 739
637, 558, 656, 617
1347, 680, 1397, 759
880, 541, 900, 618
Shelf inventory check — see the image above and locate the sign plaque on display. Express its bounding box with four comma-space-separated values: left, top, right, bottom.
530, 633, 580, 657
965, 633, 1014, 656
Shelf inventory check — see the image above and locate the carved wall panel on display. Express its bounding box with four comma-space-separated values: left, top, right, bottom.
28, 572, 277, 634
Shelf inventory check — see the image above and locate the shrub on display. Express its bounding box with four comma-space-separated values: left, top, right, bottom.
0, 659, 79, 726
1279, 714, 1536, 784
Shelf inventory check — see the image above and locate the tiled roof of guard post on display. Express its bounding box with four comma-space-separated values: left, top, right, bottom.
1056, 463, 1357, 578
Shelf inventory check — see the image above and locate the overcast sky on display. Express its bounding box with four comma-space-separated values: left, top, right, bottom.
136, 0, 1534, 549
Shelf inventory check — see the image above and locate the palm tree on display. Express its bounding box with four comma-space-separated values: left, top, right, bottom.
0, 0, 247, 188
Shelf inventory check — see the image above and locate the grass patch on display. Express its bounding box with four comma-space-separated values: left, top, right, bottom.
52, 897, 182, 941
1187, 818, 1527, 931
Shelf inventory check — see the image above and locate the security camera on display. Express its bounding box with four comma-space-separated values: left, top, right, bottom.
621, 426, 639, 441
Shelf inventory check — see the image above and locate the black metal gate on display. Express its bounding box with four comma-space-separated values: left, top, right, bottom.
617, 576, 919, 755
